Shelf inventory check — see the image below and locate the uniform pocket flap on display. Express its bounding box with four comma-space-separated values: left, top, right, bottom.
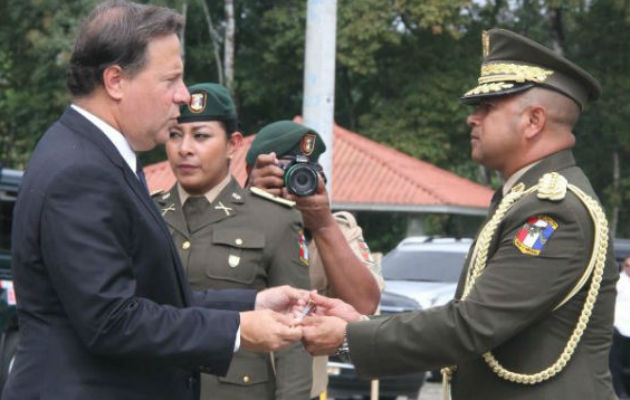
212, 229, 265, 249
217, 350, 271, 386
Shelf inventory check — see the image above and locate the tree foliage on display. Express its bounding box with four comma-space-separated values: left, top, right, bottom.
0, 0, 628, 242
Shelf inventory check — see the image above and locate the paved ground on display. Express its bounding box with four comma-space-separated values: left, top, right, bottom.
417, 381, 442, 400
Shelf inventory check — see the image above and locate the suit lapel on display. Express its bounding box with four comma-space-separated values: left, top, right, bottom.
60, 107, 190, 305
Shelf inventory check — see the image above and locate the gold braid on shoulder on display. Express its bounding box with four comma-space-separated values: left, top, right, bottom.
440, 172, 609, 399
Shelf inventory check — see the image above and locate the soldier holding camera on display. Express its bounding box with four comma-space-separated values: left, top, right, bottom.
245, 120, 384, 398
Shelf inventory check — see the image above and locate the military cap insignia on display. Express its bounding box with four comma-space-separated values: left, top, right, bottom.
301, 133, 316, 156
482, 30, 490, 57
514, 215, 558, 256
298, 229, 309, 266
188, 92, 207, 113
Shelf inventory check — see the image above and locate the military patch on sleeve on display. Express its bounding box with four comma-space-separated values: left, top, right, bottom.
358, 239, 375, 264
514, 215, 558, 256
298, 229, 309, 266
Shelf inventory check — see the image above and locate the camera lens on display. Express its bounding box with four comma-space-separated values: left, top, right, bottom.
284, 163, 319, 196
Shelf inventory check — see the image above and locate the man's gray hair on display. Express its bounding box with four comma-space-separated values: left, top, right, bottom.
67, 0, 184, 97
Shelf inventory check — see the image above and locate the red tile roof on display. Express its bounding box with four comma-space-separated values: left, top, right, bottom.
145, 122, 492, 215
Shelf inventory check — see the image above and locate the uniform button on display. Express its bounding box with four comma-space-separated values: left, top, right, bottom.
243, 375, 250, 383
182, 241, 191, 250
235, 238, 243, 246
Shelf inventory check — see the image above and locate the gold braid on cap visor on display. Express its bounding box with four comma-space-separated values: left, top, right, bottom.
464, 63, 554, 97
441, 172, 609, 399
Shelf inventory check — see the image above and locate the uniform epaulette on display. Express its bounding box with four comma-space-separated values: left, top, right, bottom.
249, 187, 295, 208
536, 172, 567, 201
333, 211, 358, 228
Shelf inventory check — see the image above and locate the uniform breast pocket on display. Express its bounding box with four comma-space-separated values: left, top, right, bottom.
205, 228, 265, 284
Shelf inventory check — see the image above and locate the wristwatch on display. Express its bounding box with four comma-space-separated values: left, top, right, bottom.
334, 329, 351, 363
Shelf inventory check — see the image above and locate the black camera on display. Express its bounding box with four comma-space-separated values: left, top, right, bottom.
279, 155, 323, 197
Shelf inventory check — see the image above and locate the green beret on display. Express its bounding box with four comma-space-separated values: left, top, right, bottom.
461, 29, 601, 109
246, 120, 326, 166
178, 82, 237, 123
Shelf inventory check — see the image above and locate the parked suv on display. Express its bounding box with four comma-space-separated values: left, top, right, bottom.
0, 167, 21, 390
382, 237, 472, 310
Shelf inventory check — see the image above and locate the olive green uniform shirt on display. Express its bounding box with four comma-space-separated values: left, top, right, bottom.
347, 150, 618, 400
154, 177, 312, 400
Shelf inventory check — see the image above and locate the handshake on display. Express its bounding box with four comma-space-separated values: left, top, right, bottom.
242, 286, 364, 355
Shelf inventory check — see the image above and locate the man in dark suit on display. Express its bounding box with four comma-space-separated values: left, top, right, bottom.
301, 29, 618, 400
4, 2, 305, 400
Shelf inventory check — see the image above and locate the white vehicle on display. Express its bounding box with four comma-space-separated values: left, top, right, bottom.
382, 237, 472, 310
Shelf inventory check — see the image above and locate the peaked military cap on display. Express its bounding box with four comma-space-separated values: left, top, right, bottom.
178, 82, 237, 123
461, 28, 601, 109
246, 120, 327, 166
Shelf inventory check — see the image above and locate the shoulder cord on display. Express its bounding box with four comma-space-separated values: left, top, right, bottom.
441, 175, 608, 399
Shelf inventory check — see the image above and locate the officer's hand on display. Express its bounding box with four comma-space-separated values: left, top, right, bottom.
301, 315, 347, 356
255, 285, 310, 315
309, 292, 363, 322
240, 310, 303, 352
249, 152, 284, 196
285, 175, 335, 233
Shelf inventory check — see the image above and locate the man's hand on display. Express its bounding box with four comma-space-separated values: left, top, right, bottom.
240, 310, 303, 352
255, 285, 310, 314
310, 292, 363, 322
285, 176, 336, 233
301, 315, 347, 356
248, 153, 284, 196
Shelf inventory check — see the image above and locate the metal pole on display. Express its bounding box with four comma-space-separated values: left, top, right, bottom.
302, 0, 337, 196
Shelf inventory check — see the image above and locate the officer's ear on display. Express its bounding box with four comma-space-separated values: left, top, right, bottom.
102, 65, 125, 101
523, 105, 546, 140
227, 132, 243, 159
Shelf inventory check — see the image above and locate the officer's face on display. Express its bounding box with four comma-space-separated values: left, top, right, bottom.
466, 95, 525, 177
117, 34, 190, 152
166, 121, 242, 195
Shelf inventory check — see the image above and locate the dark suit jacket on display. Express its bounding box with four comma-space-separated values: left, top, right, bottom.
348, 150, 617, 400
4, 107, 256, 400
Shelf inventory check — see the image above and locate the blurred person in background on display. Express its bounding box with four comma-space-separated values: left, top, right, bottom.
610, 255, 630, 399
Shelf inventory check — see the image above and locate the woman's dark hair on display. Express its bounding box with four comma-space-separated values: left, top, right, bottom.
67, 0, 184, 97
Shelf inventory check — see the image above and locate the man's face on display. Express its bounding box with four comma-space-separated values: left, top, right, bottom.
623, 257, 630, 277
118, 34, 190, 152
466, 95, 524, 175
166, 121, 239, 195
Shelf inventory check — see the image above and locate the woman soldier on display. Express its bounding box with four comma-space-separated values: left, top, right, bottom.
153, 83, 312, 399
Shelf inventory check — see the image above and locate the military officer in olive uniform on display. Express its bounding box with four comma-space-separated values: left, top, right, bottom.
153, 83, 312, 399
301, 29, 619, 400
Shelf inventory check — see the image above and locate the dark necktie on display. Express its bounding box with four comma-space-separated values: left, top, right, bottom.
136, 160, 149, 193
182, 196, 209, 232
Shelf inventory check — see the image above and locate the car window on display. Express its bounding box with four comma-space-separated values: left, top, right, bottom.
0, 199, 13, 254
382, 250, 467, 282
